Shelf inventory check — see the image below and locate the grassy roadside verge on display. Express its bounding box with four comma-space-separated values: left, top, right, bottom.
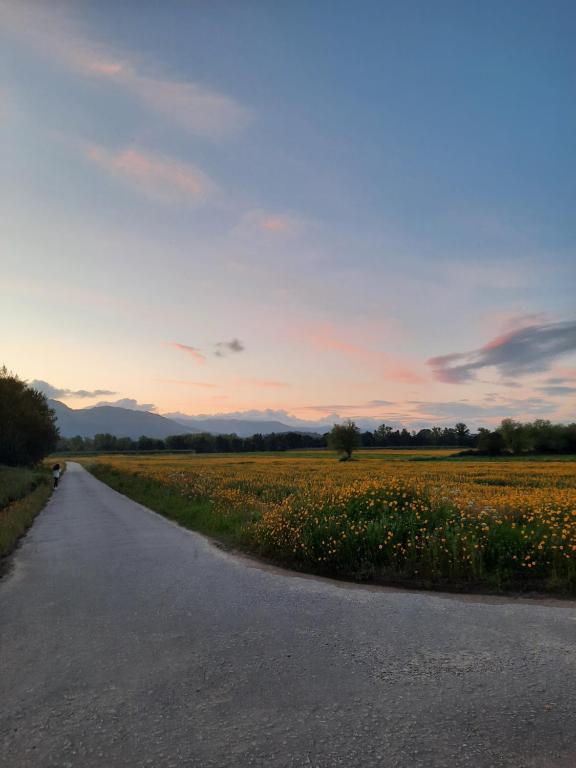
85, 463, 257, 548
0, 466, 54, 559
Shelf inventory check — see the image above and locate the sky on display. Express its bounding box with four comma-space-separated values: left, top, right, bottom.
1, 0, 575, 429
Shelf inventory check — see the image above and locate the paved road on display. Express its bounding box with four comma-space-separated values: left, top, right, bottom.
1, 463, 575, 767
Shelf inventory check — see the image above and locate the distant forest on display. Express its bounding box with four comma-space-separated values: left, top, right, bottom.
56, 419, 576, 455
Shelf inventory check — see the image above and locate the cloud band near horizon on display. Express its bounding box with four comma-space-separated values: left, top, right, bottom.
30, 380, 116, 399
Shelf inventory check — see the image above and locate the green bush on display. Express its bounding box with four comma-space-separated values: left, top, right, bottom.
0, 466, 52, 557
0, 367, 59, 466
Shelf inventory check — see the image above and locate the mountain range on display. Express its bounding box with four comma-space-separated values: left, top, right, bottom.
49, 401, 329, 438
167, 414, 329, 438
49, 400, 197, 439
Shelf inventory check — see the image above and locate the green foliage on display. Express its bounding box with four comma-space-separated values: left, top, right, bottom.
86, 463, 252, 544
253, 484, 576, 592
493, 419, 576, 455
477, 429, 505, 455
0, 465, 49, 509
454, 422, 471, 445
0, 466, 52, 557
0, 367, 59, 466
499, 418, 532, 454
55, 417, 576, 458
328, 419, 361, 459
370, 422, 475, 448
137, 435, 166, 451
58, 430, 327, 453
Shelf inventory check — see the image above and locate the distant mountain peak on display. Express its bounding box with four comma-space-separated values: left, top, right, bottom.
49, 400, 198, 439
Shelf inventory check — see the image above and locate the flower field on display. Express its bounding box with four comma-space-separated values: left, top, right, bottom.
83, 451, 576, 594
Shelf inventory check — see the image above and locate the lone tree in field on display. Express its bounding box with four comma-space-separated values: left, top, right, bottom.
328, 419, 360, 461
0, 366, 59, 466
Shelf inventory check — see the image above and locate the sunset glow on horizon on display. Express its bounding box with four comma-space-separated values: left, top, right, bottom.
2, 1, 574, 429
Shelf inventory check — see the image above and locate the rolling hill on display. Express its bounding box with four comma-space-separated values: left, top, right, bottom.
49, 400, 198, 439
49, 401, 331, 439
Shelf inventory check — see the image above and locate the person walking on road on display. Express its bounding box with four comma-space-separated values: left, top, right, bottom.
52, 463, 61, 489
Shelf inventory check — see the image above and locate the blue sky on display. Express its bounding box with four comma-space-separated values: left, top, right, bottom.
1, 0, 575, 427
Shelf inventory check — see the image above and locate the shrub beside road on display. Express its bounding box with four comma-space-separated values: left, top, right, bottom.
0, 466, 54, 559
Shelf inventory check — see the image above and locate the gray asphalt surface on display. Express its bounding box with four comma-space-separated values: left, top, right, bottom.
1, 462, 575, 768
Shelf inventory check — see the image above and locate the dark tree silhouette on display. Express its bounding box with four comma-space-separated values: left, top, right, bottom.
0, 366, 59, 466
328, 419, 360, 460
477, 428, 504, 455
454, 422, 471, 445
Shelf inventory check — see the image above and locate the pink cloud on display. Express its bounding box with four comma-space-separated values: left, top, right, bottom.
261, 216, 292, 232
427, 353, 467, 383
558, 368, 576, 381
481, 314, 549, 352
383, 364, 426, 385
168, 343, 206, 364
307, 324, 425, 384
236, 210, 304, 238
235, 378, 289, 389
86, 146, 215, 203
482, 332, 514, 352
158, 379, 218, 389
125, 76, 251, 139
4, 4, 251, 139
88, 60, 125, 76
309, 326, 366, 360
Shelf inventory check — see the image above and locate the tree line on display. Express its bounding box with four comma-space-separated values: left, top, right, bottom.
56, 431, 326, 453
57, 424, 475, 454
2, 366, 575, 465
55, 418, 576, 456
56, 421, 479, 454
475, 419, 576, 455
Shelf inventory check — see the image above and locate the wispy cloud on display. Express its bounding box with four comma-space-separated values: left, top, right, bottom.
158, 379, 219, 389
297, 400, 397, 414
411, 398, 559, 422
236, 210, 305, 237
95, 398, 156, 412
307, 324, 425, 384
214, 338, 245, 357
169, 343, 207, 364
235, 378, 288, 389
162, 398, 566, 430
31, 380, 115, 399
167, 407, 315, 425
3, 3, 251, 138
543, 369, 576, 386
168, 338, 246, 363
261, 216, 294, 232
536, 385, 576, 397
86, 145, 215, 204
429, 320, 576, 383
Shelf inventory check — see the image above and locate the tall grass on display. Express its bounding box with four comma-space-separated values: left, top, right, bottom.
86, 464, 257, 544
0, 466, 53, 558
